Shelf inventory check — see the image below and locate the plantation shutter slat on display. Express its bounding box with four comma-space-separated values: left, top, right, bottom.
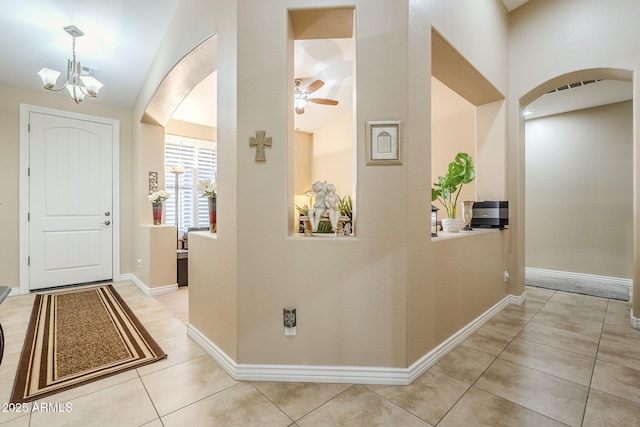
164, 135, 217, 230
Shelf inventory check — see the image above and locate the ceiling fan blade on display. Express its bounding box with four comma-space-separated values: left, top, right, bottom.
305, 79, 325, 95
308, 98, 339, 106
295, 106, 305, 114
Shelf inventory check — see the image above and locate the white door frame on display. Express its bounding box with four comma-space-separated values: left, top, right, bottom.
19, 104, 120, 294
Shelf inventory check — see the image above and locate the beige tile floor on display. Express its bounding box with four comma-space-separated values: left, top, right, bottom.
0, 282, 639, 426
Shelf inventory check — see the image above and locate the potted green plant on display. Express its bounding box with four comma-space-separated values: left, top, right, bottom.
338, 195, 353, 235
431, 152, 475, 232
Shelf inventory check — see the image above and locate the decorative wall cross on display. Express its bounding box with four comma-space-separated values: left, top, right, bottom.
249, 130, 272, 162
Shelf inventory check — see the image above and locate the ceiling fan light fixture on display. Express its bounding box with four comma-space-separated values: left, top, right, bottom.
37, 25, 103, 104
294, 92, 307, 109
293, 78, 338, 115
293, 78, 308, 110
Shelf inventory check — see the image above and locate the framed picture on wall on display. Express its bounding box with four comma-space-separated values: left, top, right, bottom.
148, 171, 158, 194
366, 120, 402, 165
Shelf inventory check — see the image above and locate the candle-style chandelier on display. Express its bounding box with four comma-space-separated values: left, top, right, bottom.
37, 25, 103, 104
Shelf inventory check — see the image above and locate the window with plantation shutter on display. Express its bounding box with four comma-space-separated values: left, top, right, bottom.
164, 135, 217, 231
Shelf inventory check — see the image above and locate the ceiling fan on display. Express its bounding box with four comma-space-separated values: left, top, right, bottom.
294, 78, 339, 114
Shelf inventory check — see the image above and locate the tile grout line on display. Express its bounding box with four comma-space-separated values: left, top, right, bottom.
456, 290, 557, 425
293, 385, 360, 424
247, 382, 296, 425
434, 288, 553, 425
465, 289, 608, 426
578, 298, 609, 427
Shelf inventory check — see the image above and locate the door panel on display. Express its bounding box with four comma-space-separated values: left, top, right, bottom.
29, 112, 113, 290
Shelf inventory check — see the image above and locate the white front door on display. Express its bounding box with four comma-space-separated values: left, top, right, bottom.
28, 111, 114, 290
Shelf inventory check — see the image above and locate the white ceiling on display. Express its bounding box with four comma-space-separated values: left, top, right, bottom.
0, 0, 180, 108
502, 0, 530, 12
293, 38, 354, 133
524, 80, 632, 120
171, 72, 218, 126
0, 0, 627, 131
172, 37, 355, 132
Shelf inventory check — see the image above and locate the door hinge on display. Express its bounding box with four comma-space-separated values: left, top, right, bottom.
28, 123, 30, 133
27, 212, 30, 221
28, 256, 30, 266
28, 167, 30, 177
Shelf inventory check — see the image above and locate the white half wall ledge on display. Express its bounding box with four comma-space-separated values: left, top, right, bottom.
631, 310, 639, 330
187, 294, 517, 385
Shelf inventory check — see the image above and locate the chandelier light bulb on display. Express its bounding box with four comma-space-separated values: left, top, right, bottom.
66, 84, 86, 102
37, 68, 61, 89
79, 76, 103, 96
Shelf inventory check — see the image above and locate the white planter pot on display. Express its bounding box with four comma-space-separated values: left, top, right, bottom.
442, 218, 463, 233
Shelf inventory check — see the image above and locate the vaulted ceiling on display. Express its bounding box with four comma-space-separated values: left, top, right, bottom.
3, 0, 629, 132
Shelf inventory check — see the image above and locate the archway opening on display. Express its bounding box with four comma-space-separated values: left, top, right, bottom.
520, 68, 634, 302
140, 35, 218, 304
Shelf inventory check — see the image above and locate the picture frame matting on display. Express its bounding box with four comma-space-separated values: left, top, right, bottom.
365, 120, 402, 165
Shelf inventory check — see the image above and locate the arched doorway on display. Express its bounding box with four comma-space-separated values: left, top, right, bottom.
518, 68, 636, 309
140, 35, 217, 315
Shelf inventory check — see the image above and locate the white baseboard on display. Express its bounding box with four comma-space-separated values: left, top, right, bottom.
187, 294, 514, 386
525, 267, 632, 287
509, 291, 527, 306
8, 287, 23, 296
632, 310, 639, 330
405, 294, 513, 383
119, 273, 178, 296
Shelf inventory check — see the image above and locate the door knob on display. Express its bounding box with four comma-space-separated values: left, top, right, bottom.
104, 220, 111, 226
105, 212, 111, 216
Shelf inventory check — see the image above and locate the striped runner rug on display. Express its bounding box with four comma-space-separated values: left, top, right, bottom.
11, 285, 166, 403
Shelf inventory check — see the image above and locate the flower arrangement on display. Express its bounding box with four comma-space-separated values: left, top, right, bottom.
148, 190, 171, 204
198, 179, 217, 198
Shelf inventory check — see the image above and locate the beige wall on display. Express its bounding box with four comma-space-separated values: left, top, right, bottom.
130, 0, 221, 293
294, 131, 312, 195
433, 231, 510, 343
509, 0, 640, 311
431, 76, 476, 217
233, 0, 412, 367
431, 77, 507, 213
125, 0, 510, 369
145, 0, 506, 367
476, 99, 507, 201
0, 84, 134, 287
311, 112, 354, 198
293, 131, 312, 229
229, 0, 507, 368
137, 225, 178, 287
1, 0, 513, 371
407, 0, 509, 364
189, 232, 238, 359
166, 119, 217, 141
525, 101, 633, 278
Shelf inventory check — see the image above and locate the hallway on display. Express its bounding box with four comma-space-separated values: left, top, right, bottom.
0, 283, 638, 426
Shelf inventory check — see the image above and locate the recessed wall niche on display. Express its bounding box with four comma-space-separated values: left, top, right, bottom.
288, 7, 356, 235
431, 29, 505, 226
